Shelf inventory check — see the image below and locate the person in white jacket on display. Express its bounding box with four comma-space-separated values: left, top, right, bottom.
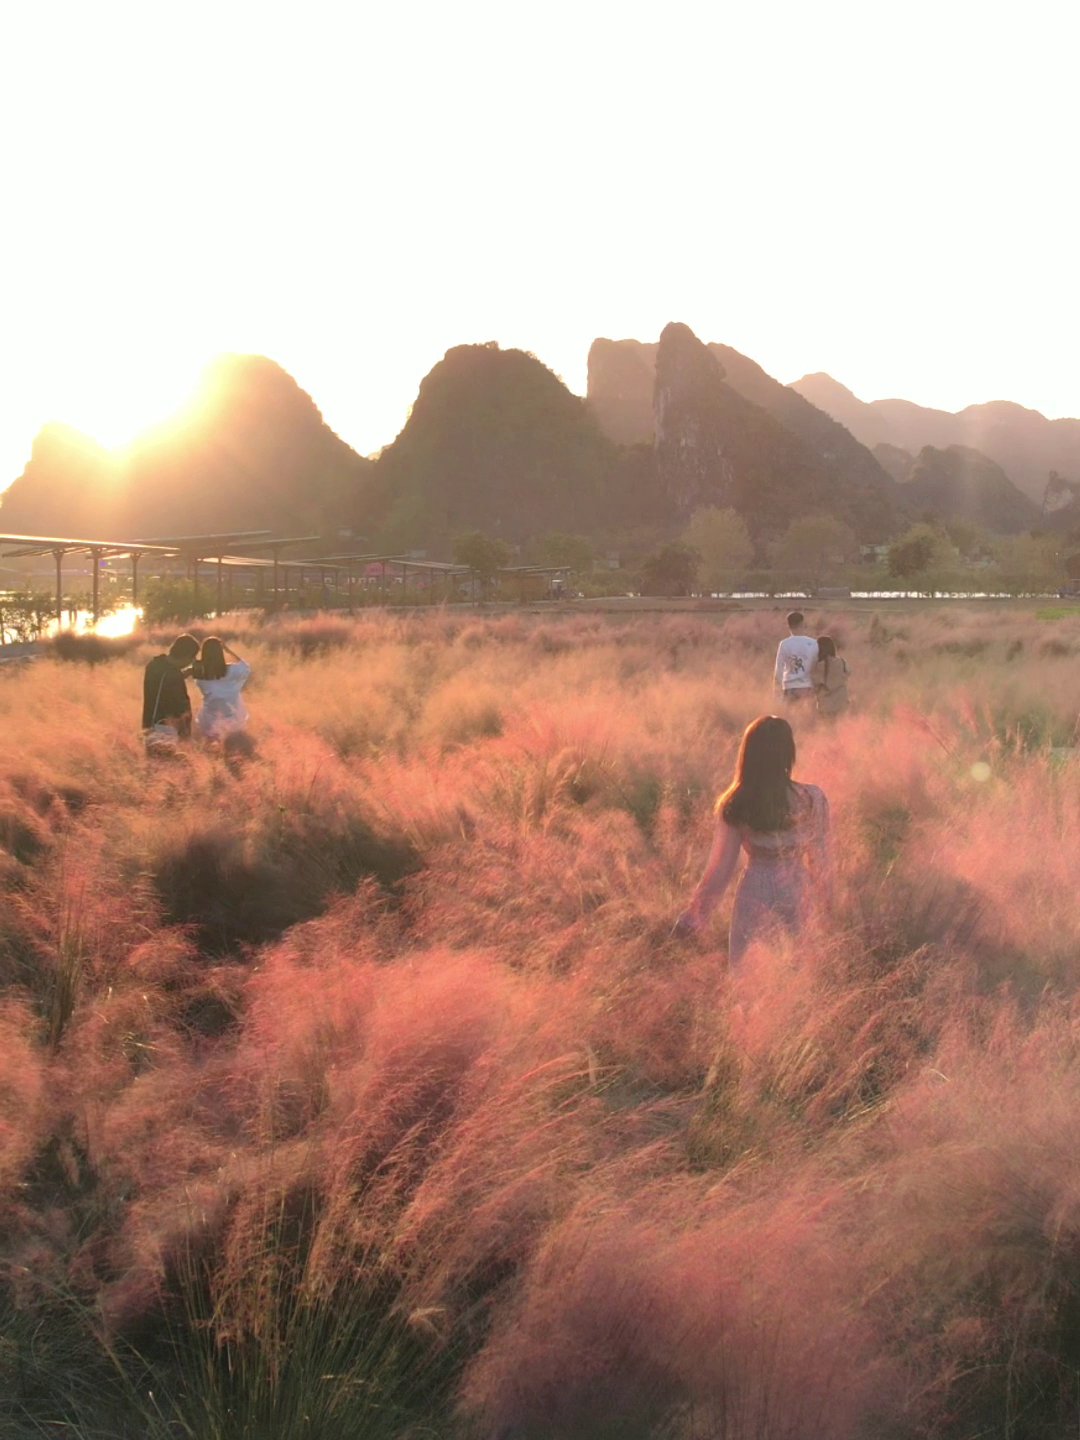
774, 612, 818, 702
193, 637, 251, 740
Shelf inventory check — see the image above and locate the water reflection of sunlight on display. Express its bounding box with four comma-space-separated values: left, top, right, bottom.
43, 605, 142, 639
95, 606, 141, 637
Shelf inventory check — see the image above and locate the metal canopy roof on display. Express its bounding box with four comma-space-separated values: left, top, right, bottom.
270, 557, 470, 574
133, 530, 273, 548
311, 552, 408, 564
1, 532, 178, 559
275, 557, 356, 571
198, 553, 276, 568
497, 565, 572, 575
235, 535, 322, 552
317, 553, 470, 571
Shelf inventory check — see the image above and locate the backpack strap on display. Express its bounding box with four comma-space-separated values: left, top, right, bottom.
149, 670, 167, 727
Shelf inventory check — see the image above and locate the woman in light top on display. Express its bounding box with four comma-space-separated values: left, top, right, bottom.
812, 635, 851, 717
675, 716, 830, 964
193, 637, 251, 741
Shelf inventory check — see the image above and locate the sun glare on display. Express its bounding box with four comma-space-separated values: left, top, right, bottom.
94, 605, 141, 638
56, 360, 201, 453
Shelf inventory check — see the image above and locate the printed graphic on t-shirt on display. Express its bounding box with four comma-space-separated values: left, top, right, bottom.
776, 635, 819, 689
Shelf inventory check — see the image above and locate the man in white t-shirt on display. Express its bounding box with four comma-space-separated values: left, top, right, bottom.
774, 611, 818, 701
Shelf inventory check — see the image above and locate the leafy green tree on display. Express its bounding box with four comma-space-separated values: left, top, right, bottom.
942, 518, 981, 559
141, 578, 213, 625
887, 524, 941, 580
683, 507, 753, 591
992, 533, 1062, 589
453, 531, 512, 596
774, 514, 858, 588
530, 532, 595, 574
639, 541, 700, 597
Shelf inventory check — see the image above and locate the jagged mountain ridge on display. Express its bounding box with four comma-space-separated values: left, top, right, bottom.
589, 329, 896, 540
792, 372, 1080, 504
0, 355, 375, 541
587, 334, 898, 532
897, 446, 1042, 534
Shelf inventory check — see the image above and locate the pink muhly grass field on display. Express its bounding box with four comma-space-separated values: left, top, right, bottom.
2, 602, 1080, 1437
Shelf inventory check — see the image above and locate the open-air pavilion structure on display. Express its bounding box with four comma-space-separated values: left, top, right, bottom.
0, 533, 179, 622
1, 530, 575, 631
132, 532, 325, 612
495, 564, 573, 599
316, 554, 473, 605
0, 531, 331, 623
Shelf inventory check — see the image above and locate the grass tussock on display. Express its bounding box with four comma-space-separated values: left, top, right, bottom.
3, 603, 1080, 1437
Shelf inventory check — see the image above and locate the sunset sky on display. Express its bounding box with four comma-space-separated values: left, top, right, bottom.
1, 0, 1076, 495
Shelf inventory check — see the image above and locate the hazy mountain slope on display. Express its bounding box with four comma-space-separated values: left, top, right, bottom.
791, 374, 1080, 503
370, 342, 662, 549
792, 374, 909, 450
653, 323, 894, 540
872, 444, 916, 483
0, 426, 120, 537
707, 343, 894, 496
900, 446, 1041, 534
585, 339, 657, 446
0, 355, 374, 541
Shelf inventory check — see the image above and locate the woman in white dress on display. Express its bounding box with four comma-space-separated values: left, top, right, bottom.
193, 637, 251, 742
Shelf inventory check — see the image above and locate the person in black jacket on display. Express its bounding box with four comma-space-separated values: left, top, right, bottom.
142, 634, 200, 737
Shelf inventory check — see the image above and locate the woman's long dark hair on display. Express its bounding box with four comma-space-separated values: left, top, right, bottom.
718, 716, 796, 833
199, 637, 227, 681
817, 635, 837, 660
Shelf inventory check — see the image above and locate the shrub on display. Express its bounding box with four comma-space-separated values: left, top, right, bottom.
49, 631, 140, 664
141, 578, 213, 625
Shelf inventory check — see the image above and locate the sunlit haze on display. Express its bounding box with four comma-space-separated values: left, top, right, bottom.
1, 0, 1076, 495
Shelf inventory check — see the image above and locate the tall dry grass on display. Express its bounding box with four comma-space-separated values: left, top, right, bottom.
2, 602, 1080, 1437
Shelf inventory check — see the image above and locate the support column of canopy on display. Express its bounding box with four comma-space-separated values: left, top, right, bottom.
216, 556, 224, 617
53, 548, 64, 627
90, 546, 102, 624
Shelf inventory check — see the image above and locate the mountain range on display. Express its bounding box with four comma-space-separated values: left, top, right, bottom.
586, 338, 1077, 539
2, 332, 1075, 556
791, 372, 1080, 506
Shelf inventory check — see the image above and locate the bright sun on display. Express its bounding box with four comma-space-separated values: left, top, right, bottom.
53, 354, 200, 453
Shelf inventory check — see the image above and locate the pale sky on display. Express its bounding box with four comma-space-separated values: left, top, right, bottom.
1, 0, 1077, 495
